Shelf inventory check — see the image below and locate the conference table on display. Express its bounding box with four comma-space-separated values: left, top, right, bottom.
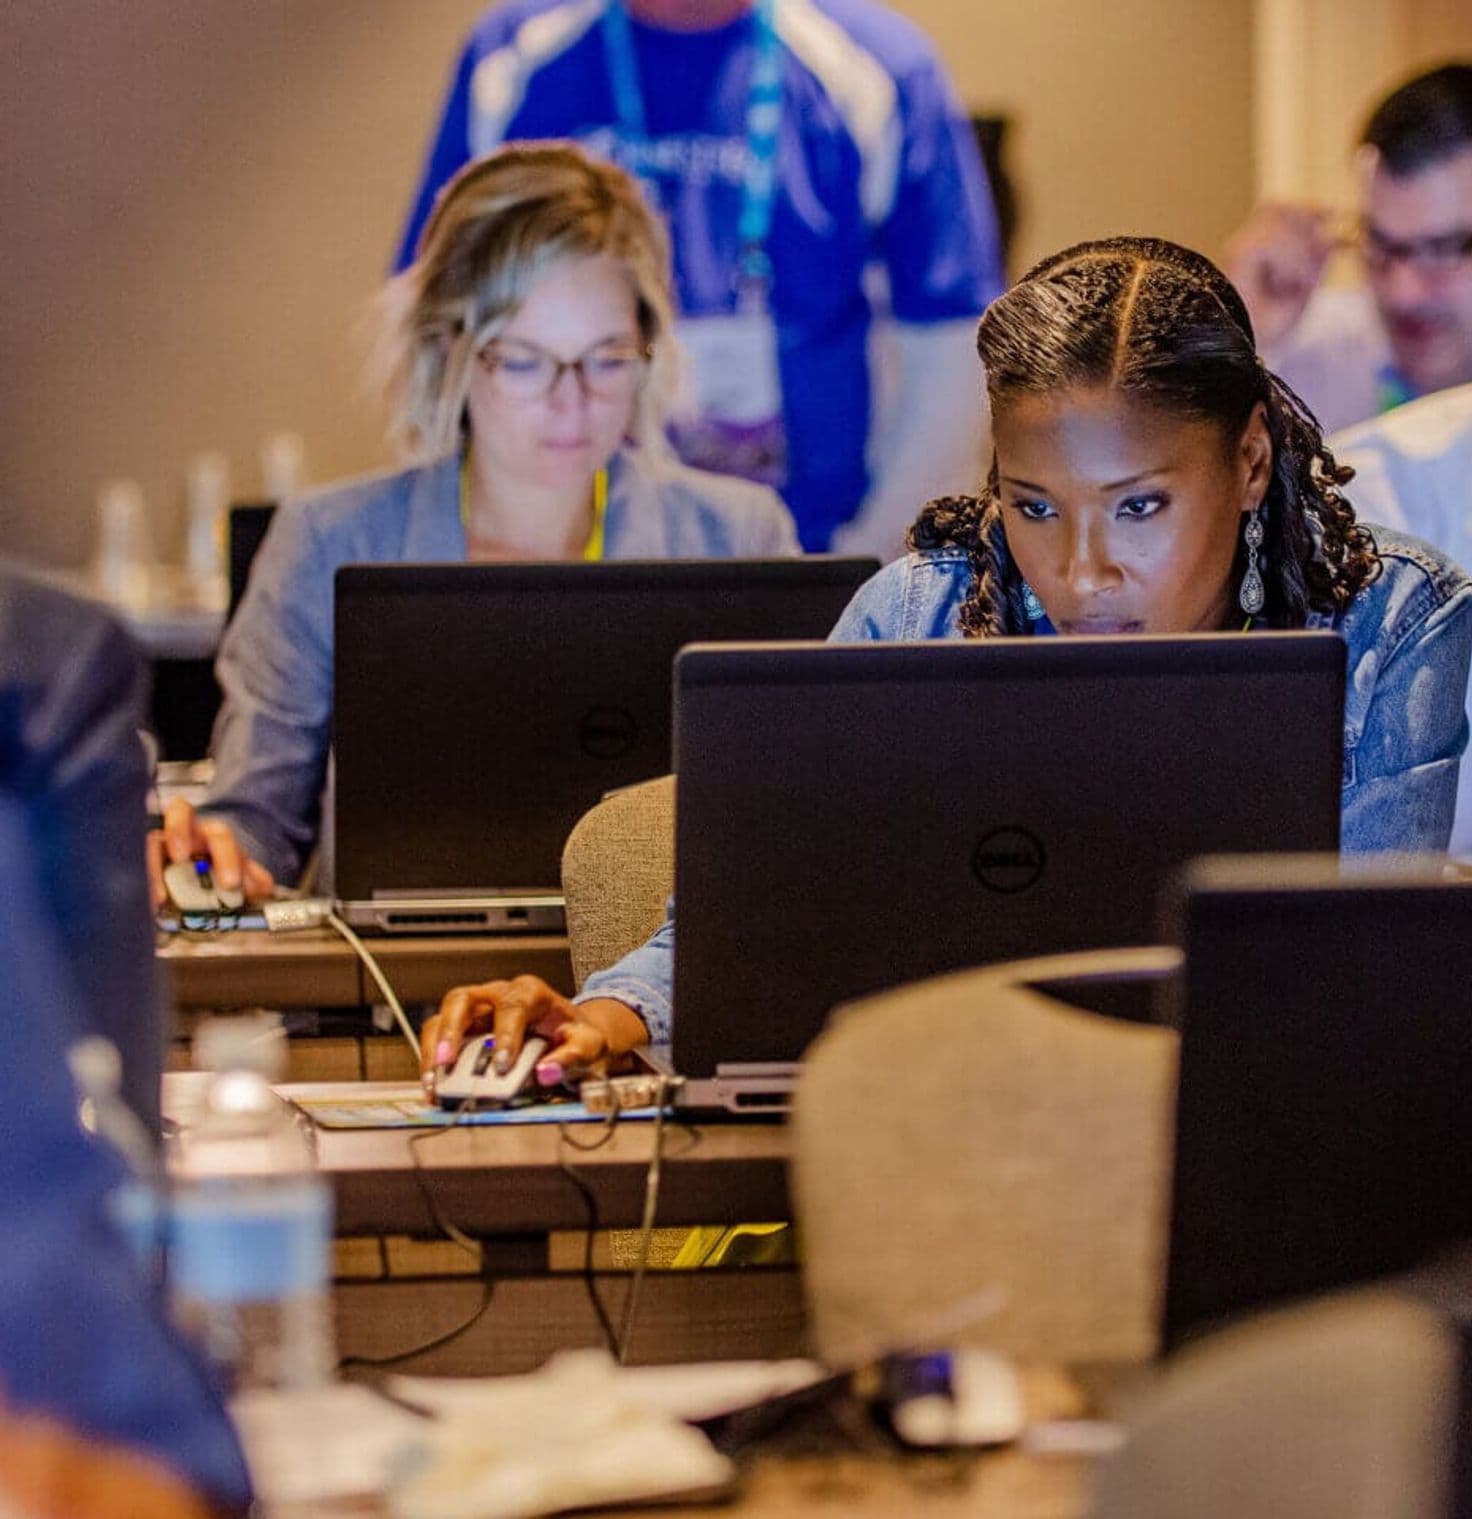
157, 927, 575, 1009
165, 1075, 800, 1372
266, 1421, 1104, 1518
164, 1075, 1127, 1517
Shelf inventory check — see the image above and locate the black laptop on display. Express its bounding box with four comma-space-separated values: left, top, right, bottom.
331, 558, 877, 932
1162, 854, 1472, 1349
664, 634, 1346, 1111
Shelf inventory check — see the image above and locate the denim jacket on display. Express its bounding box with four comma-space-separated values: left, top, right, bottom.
580, 523, 1472, 1042
204, 448, 798, 890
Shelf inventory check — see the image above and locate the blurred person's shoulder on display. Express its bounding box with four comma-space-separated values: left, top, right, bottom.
464, 0, 588, 51
615, 449, 797, 554
0, 561, 142, 696
272, 456, 459, 562
1265, 283, 1389, 435
795, 0, 951, 72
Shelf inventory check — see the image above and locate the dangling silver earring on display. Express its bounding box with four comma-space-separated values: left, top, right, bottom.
1021, 581, 1046, 622
1239, 508, 1265, 617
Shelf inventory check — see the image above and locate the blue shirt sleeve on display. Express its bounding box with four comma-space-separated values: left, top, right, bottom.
395, 36, 479, 271
206, 499, 336, 888
880, 53, 1005, 321
575, 905, 675, 1047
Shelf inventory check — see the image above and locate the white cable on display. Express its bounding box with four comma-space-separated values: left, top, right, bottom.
260, 897, 422, 1063
324, 911, 422, 1063
617, 1076, 670, 1365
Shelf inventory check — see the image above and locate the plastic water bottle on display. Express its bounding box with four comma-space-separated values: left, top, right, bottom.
92, 478, 153, 612
260, 430, 306, 502
170, 1015, 334, 1392
184, 450, 230, 611
69, 1035, 164, 1282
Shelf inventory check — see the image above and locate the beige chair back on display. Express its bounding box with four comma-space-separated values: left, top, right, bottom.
560, 775, 675, 991
792, 947, 1179, 1366
1092, 1286, 1462, 1519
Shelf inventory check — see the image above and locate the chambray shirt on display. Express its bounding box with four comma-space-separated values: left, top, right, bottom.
580, 523, 1472, 1043
1333, 386, 1472, 855
205, 447, 797, 891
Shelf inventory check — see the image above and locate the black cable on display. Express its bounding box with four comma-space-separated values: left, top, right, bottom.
557, 1114, 622, 1358
337, 1277, 495, 1372
558, 1102, 621, 1152
407, 1108, 486, 1261
337, 1099, 492, 1371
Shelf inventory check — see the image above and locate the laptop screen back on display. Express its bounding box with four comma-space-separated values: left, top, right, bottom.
1164, 857, 1472, 1348
671, 633, 1345, 1079
332, 558, 877, 901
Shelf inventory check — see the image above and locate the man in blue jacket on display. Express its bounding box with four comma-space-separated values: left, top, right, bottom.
0, 575, 252, 1514
0, 564, 164, 1130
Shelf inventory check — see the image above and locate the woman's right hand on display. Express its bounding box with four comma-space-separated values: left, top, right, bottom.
146, 797, 275, 912
419, 977, 649, 1095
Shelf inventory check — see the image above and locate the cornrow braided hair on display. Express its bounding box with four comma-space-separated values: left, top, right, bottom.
910, 235, 1380, 637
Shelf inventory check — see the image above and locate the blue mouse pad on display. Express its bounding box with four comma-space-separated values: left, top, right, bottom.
292, 1090, 660, 1130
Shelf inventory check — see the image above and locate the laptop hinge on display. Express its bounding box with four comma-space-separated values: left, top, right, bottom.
709, 1062, 801, 1114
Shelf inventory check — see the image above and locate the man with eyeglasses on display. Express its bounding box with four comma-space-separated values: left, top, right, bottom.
1225, 63, 1472, 434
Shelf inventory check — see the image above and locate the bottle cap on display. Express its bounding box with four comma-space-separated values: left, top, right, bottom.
193, 1011, 288, 1080
67, 1035, 124, 1098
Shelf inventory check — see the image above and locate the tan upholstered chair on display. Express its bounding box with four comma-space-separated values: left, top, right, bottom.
560, 775, 676, 991
792, 947, 1180, 1367
1092, 1286, 1464, 1519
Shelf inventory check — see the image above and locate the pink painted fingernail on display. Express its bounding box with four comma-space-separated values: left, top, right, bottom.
435, 1041, 453, 1070
535, 1061, 565, 1088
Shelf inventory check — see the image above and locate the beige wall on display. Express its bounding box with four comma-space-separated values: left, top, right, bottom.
3, 1, 1259, 566
1254, 0, 1472, 204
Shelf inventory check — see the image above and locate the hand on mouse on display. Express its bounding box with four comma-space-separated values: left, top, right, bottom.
419, 976, 649, 1095
146, 798, 274, 912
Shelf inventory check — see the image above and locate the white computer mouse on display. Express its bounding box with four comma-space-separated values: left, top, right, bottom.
886, 1348, 1025, 1447
162, 857, 245, 918
435, 1035, 550, 1109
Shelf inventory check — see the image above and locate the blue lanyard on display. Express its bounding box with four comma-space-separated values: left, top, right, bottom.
601, 0, 782, 298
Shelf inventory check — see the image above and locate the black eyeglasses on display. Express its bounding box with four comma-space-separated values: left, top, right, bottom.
1359, 223, 1472, 277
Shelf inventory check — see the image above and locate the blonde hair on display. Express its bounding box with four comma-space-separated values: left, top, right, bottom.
372, 141, 677, 459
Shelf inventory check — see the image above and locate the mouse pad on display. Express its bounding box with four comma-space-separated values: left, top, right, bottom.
291, 1086, 662, 1130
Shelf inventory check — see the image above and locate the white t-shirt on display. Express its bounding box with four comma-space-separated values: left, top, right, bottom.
1266, 285, 1394, 436
1332, 382, 1472, 854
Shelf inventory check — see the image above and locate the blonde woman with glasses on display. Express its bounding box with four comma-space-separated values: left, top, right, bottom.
147, 142, 797, 906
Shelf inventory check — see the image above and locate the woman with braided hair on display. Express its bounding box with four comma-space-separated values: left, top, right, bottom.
421, 235, 1472, 1083
832, 235, 1472, 854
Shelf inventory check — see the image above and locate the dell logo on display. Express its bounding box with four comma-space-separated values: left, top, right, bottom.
579, 705, 638, 759
971, 826, 1046, 894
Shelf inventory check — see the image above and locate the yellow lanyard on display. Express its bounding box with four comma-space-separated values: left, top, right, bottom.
583, 468, 608, 562
460, 453, 607, 562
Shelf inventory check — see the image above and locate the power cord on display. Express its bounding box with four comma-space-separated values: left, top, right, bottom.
337, 1097, 492, 1372
556, 1076, 672, 1365
259, 897, 422, 1065
336, 1278, 495, 1373
617, 1076, 670, 1365
324, 910, 422, 1064
557, 1105, 622, 1359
